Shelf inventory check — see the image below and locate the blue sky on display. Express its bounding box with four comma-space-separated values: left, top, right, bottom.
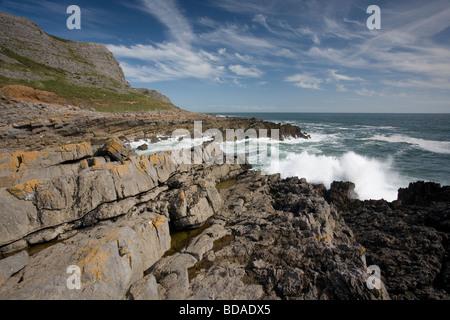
2, 0, 450, 113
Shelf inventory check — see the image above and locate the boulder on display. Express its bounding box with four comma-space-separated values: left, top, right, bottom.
137, 143, 148, 151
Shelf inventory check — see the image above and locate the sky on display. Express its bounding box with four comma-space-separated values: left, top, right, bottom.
1, 0, 450, 113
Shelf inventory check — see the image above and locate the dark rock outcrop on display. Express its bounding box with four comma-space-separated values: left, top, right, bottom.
398, 181, 450, 206
329, 181, 450, 300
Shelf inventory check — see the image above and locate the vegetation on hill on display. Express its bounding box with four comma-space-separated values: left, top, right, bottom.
0, 44, 176, 112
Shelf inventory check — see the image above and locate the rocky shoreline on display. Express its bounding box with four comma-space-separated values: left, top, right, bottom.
0, 97, 449, 300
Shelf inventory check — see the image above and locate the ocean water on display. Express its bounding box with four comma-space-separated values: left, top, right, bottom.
131, 113, 450, 201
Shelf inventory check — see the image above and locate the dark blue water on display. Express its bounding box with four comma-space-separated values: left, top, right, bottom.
216, 113, 450, 200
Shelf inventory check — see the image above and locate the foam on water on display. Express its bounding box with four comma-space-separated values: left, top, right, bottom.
264, 150, 403, 201
130, 135, 214, 155
369, 134, 450, 154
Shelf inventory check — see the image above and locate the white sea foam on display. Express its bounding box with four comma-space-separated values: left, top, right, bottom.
131, 135, 406, 201
131, 135, 214, 155
369, 134, 450, 154
281, 134, 322, 144
263, 151, 403, 201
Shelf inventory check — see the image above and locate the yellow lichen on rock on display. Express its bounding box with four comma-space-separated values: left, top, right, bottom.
0, 153, 20, 174
54, 141, 91, 155
7, 179, 45, 200
108, 163, 131, 177
152, 216, 166, 228
107, 140, 124, 154
135, 156, 150, 175
148, 153, 167, 164
13, 151, 39, 166
77, 246, 112, 281
91, 158, 106, 171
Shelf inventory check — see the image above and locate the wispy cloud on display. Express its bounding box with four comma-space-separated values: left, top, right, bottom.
328, 70, 363, 82
111, 0, 450, 109
108, 0, 222, 82
229, 65, 264, 78
199, 23, 275, 52
285, 74, 322, 90
107, 43, 223, 82
140, 0, 194, 46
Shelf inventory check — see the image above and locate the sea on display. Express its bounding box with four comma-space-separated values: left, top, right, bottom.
130, 113, 450, 202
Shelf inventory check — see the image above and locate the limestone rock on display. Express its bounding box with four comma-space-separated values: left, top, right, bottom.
150, 253, 198, 300
0, 250, 29, 287
128, 274, 159, 300
103, 138, 137, 163
0, 212, 170, 299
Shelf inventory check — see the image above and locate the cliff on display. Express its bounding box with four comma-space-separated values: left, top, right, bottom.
0, 11, 176, 112
0, 11, 129, 91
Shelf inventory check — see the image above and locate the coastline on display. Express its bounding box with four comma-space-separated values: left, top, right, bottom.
0, 95, 449, 300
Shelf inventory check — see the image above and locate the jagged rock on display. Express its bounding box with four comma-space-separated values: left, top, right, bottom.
340, 182, 450, 300
103, 137, 137, 162
397, 181, 450, 205
184, 224, 230, 260
189, 262, 265, 300
325, 181, 359, 209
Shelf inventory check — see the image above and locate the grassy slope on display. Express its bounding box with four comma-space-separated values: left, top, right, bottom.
0, 43, 177, 113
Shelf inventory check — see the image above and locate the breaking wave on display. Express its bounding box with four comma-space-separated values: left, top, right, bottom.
263, 150, 404, 201
369, 134, 450, 154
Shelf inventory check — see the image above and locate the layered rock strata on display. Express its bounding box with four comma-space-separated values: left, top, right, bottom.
0, 97, 308, 153
0, 135, 388, 300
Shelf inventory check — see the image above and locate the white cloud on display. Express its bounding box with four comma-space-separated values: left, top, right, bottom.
285, 74, 322, 89
140, 0, 194, 45
235, 53, 252, 62
229, 65, 263, 78
200, 24, 274, 51
107, 42, 223, 82
329, 70, 363, 82
218, 48, 227, 55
